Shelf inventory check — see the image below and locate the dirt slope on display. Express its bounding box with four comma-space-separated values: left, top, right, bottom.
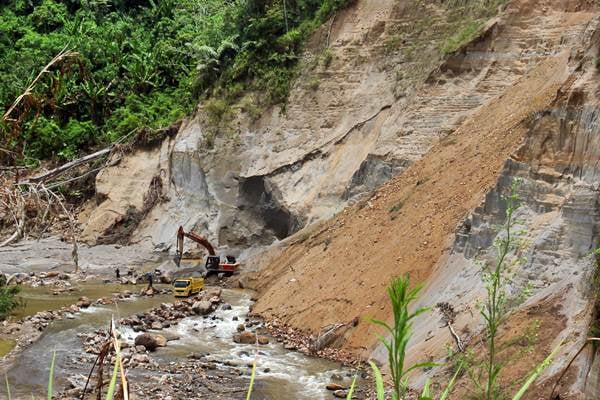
250, 47, 574, 353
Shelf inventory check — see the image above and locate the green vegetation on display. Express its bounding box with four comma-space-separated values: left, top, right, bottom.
0, 0, 353, 164
442, 20, 483, 54
389, 201, 404, 214
479, 179, 522, 400
0, 279, 20, 321
369, 275, 439, 399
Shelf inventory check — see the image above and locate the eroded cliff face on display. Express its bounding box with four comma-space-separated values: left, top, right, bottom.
82, 0, 595, 252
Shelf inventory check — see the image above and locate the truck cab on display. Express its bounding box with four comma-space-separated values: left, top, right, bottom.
173, 277, 204, 297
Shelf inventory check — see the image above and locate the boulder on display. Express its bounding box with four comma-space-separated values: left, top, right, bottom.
237, 323, 246, 332
134, 333, 167, 351
191, 301, 213, 315
233, 331, 256, 344
333, 390, 348, 398
77, 297, 92, 308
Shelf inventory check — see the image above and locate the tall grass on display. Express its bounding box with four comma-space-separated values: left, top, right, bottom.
370, 276, 437, 399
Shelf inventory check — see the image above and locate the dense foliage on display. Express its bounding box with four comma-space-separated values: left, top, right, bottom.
0, 0, 351, 163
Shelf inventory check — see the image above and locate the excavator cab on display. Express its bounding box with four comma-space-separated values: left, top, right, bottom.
205, 255, 221, 272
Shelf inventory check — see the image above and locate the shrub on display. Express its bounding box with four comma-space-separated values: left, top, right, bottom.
0, 284, 21, 321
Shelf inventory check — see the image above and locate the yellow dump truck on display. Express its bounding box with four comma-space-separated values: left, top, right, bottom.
173, 277, 204, 297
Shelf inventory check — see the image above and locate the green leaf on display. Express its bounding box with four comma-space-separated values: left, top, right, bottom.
346, 375, 357, 400
105, 353, 120, 400
439, 363, 462, 400
420, 378, 431, 397
403, 361, 441, 377
369, 361, 385, 400
47, 349, 56, 400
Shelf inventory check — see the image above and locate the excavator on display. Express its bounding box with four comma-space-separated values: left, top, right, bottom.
174, 226, 239, 277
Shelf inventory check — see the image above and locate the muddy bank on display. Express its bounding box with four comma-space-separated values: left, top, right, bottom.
0, 236, 164, 276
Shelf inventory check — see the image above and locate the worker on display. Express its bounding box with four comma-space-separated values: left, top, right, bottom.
145, 272, 154, 288
115, 267, 120, 279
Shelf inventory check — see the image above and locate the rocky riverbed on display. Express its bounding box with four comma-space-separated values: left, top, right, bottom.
1, 271, 366, 399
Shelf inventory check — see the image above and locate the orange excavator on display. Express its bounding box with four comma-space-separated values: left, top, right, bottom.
174, 226, 239, 276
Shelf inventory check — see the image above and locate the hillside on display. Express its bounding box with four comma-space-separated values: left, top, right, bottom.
2, 0, 600, 398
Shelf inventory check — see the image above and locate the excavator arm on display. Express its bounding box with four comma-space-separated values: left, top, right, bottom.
175, 226, 216, 267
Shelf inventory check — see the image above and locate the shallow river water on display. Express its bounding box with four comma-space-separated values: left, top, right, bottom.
3, 284, 354, 399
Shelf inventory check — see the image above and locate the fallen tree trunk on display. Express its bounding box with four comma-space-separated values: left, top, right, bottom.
25, 146, 113, 184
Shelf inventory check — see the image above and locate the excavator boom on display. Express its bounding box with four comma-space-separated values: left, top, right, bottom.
175, 226, 216, 267
175, 226, 239, 276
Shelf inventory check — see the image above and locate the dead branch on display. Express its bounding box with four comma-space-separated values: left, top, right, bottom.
448, 322, 464, 352
326, 13, 337, 48
548, 337, 600, 399
0, 191, 25, 247
2, 47, 79, 123
25, 146, 113, 184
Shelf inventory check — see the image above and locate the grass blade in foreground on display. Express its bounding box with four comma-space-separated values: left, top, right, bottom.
369, 361, 386, 400
511, 340, 563, 400
439, 363, 463, 400
47, 349, 56, 400
346, 375, 358, 400
5, 375, 11, 400
246, 359, 257, 400
106, 353, 120, 400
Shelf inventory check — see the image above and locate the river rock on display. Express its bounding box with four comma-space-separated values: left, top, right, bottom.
257, 335, 269, 345
333, 389, 348, 398
191, 300, 213, 315
77, 297, 92, 308
131, 354, 151, 364
326, 383, 345, 391
283, 343, 297, 350
6, 323, 20, 334
159, 272, 173, 284
134, 333, 167, 351
206, 287, 222, 298
154, 334, 167, 347
237, 323, 245, 332
151, 321, 162, 330
233, 331, 256, 344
